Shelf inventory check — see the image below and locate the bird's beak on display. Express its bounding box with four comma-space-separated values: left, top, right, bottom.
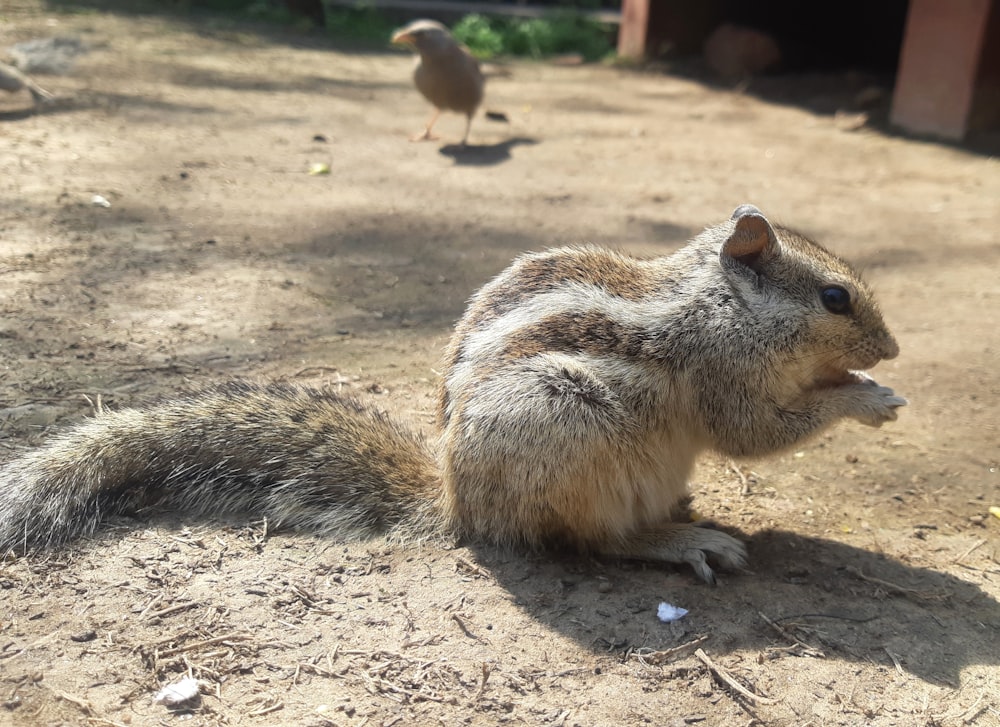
391, 29, 414, 46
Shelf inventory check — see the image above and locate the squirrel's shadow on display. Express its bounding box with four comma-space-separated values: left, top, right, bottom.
72, 513, 997, 688
467, 529, 999, 688
438, 137, 538, 167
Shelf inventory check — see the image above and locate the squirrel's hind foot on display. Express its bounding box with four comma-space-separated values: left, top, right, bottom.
607, 524, 747, 585
678, 527, 748, 585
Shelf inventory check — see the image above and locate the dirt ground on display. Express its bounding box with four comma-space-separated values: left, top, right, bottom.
1, 3, 998, 726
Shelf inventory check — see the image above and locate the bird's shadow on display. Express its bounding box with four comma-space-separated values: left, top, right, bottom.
0, 107, 38, 122
0, 96, 82, 121
438, 136, 538, 167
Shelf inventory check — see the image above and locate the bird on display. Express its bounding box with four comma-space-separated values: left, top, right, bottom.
391, 19, 485, 145
0, 60, 53, 106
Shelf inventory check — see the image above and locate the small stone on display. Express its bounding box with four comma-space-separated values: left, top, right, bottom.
70, 629, 97, 643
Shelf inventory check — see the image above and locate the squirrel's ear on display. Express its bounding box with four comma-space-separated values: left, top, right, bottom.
730, 204, 763, 220
721, 206, 777, 273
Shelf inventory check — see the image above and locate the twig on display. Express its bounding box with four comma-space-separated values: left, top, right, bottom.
455, 556, 490, 578
884, 647, 904, 676
247, 700, 284, 717
146, 602, 198, 620
844, 566, 949, 601
158, 632, 252, 658
371, 677, 443, 702
451, 613, 477, 640
81, 393, 105, 415
401, 633, 444, 649
629, 634, 710, 666
291, 661, 342, 679
728, 460, 751, 496
777, 612, 876, 623
694, 648, 778, 705
550, 667, 590, 678
57, 691, 93, 715
292, 366, 342, 378
474, 662, 492, 701
87, 717, 131, 727
953, 538, 985, 565
137, 594, 164, 619
758, 612, 825, 658
169, 534, 207, 549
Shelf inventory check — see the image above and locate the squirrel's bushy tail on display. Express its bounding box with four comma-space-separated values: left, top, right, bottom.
0, 381, 444, 553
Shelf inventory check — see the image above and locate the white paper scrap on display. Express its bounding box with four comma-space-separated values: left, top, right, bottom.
657, 601, 689, 622
153, 676, 201, 706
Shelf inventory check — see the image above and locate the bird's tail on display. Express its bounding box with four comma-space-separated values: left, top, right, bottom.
0, 381, 445, 553
0, 61, 54, 104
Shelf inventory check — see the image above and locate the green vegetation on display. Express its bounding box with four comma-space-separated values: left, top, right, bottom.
451, 12, 614, 61
322, 5, 399, 43
102, 0, 615, 60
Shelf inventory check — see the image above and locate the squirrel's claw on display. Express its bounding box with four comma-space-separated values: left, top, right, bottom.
682, 548, 719, 585
681, 527, 748, 584
847, 384, 908, 427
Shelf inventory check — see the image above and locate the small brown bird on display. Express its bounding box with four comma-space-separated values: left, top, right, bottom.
0, 60, 53, 106
391, 19, 484, 145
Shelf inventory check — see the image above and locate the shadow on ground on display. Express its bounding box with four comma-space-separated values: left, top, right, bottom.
472, 529, 999, 688
438, 137, 539, 167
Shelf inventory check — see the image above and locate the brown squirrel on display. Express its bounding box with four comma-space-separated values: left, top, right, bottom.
0, 205, 906, 583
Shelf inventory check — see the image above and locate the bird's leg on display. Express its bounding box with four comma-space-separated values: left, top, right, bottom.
410, 109, 440, 142
459, 113, 473, 146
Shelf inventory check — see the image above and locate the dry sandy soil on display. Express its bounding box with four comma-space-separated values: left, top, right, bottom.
1, 3, 998, 726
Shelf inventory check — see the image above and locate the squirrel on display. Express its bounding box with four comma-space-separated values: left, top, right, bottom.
0, 205, 906, 583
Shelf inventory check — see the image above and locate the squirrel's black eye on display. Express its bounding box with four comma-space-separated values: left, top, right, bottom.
820, 286, 851, 314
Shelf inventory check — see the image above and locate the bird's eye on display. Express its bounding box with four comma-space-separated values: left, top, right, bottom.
820, 286, 851, 314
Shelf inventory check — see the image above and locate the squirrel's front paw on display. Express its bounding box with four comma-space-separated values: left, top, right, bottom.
844, 380, 908, 427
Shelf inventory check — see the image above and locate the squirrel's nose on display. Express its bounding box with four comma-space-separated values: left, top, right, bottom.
881, 334, 900, 361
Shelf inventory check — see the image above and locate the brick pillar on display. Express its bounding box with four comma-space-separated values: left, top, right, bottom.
890, 0, 999, 140
617, 0, 650, 60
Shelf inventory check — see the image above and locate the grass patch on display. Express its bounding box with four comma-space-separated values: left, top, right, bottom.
452, 12, 614, 61
323, 4, 398, 44
111, 1, 615, 58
